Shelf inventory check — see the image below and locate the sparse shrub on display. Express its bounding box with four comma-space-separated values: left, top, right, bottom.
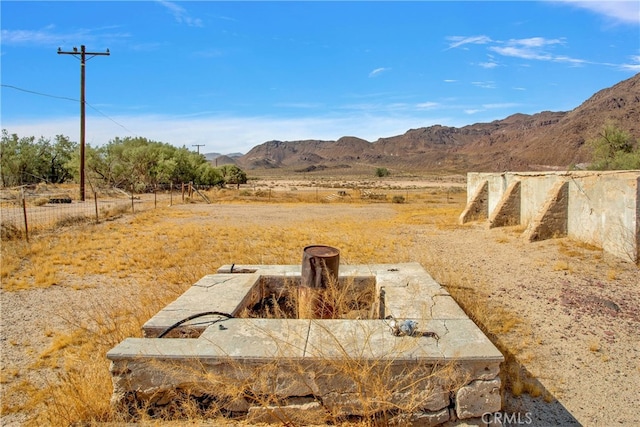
32, 197, 49, 206
391, 195, 405, 204
375, 167, 390, 177
589, 122, 640, 170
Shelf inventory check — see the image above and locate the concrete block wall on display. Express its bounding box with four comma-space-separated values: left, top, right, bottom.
460, 171, 640, 263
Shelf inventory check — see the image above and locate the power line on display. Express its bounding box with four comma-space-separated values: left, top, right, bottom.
1, 84, 138, 138
1, 84, 78, 102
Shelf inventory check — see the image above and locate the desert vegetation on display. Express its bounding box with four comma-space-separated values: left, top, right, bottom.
588, 122, 640, 170
0, 130, 247, 190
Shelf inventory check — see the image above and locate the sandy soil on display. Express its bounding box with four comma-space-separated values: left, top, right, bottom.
1, 190, 639, 426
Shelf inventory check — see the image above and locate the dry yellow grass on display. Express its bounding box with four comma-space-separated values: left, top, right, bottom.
0, 187, 537, 425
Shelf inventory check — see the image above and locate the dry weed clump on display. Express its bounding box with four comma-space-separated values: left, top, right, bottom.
0, 222, 23, 241
240, 275, 375, 320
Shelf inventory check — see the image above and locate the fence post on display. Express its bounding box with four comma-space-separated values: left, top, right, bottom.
182, 183, 185, 202
22, 196, 29, 243
94, 191, 99, 223
131, 185, 135, 213
170, 184, 173, 206
154, 185, 157, 209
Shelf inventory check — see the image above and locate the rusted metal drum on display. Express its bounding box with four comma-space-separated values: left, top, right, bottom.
299, 245, 340, 318
301, 245, 340, 288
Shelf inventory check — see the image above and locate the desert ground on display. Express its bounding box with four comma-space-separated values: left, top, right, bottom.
1, 175, 638, 426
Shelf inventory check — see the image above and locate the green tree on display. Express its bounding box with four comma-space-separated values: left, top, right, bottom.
219, 164, 247, 188
0, 130, 19, 186
1, 130, 247, 192
197, 162, 224, 186
0, 130, 53, 186
48, 135, 78, 183
589, 123, 640, 170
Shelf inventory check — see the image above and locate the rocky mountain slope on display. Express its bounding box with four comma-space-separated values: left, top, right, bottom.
237, 73, 640, 172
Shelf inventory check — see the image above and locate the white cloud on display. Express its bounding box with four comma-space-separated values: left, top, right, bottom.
555, 1, 640, 25
444, 79, 457, 83
489, 37, 567, 61
446, 35, 492, 49
156, 0, 203, 27
368, 67, 390, 77
447, 33, 640, 70
479, 61, 498, 69
416, 102, 439, 109
620, 55, 640, 71
0, 26, 129, 47
514, 37, 564, 48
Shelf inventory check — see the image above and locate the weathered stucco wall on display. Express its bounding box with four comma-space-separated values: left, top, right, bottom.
461, 171, 640, 263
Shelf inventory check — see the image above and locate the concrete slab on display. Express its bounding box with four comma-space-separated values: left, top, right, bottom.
108, 263, 505, 422
142, 273, 261, 337
305, 319, 443, 361
199, 318, 309, 359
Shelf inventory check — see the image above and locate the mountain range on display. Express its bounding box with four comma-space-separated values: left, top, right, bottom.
228, 73, 640, 173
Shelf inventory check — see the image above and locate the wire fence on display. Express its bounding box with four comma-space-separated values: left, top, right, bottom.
1, 181, 467, 242
0, 183, 199, 242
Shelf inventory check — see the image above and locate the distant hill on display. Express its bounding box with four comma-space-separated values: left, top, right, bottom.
204, 152, 243, 166
237, 73, 640, 172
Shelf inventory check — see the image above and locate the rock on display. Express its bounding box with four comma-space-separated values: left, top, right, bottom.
455, 378, 501, 419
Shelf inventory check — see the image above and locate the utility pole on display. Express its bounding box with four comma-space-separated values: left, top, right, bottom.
192, 144, 205, 154
58, 45, 110, 201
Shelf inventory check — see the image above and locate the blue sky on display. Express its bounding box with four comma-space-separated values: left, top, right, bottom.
2, 1, 639, 154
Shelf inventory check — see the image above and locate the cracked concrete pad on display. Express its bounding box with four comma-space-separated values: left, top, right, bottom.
199, 318, 309, 360
305, 319, 444, 360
